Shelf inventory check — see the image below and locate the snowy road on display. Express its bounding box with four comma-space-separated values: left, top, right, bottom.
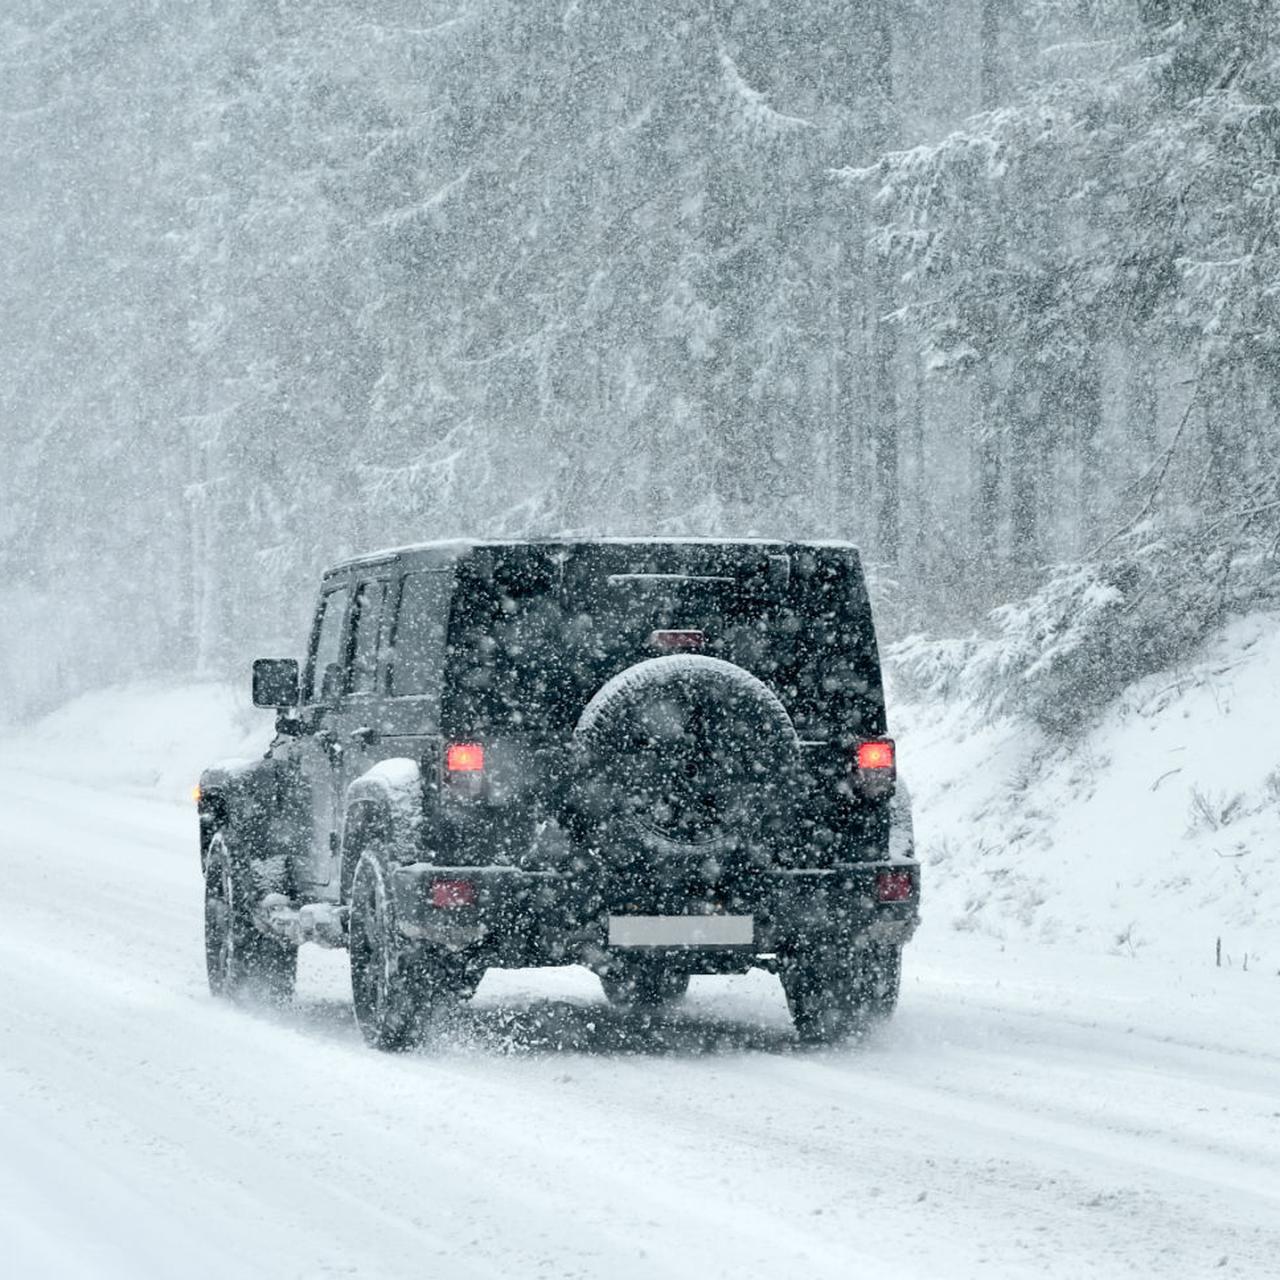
3, 758, 1279, 1279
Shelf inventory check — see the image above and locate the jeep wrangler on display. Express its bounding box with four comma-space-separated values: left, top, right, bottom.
198, 538, 919, 1047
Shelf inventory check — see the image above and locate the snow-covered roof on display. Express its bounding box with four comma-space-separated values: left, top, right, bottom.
329, 536, 860, 573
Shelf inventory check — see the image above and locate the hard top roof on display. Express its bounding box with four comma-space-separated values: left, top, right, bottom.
323, 536, 860, 578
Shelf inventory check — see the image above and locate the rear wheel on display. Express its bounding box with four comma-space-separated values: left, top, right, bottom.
781, 943, 901, 1045
861, 943, 902, 1020
599, 960, 690, 1009
349, 852, 469, 1050
204, 831, 296, 1004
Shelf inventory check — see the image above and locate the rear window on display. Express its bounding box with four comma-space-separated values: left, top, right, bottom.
443, 545, 882, 741
388, 571, 450, 697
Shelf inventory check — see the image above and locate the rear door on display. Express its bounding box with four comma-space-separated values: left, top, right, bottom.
557, 544, 885, 862
287, 578, 354, 898
326, 573, 393, 863
556, 543, 883, 743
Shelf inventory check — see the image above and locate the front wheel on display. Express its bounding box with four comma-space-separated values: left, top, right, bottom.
204, 831, 297, 1003
781, 943, 902, 1045
348, 853, 469, 1050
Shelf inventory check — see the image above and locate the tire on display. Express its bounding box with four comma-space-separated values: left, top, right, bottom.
572, 655, 799, 866
204, 830, 297, 1004
348, 852, 468, 1051
861, 943, 902, 1020
599, 960, 690, 1009
781, 943, 902, 1046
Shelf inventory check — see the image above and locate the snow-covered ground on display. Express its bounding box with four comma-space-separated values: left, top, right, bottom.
2, 651, 1279, 1279
894, 611, 1280, 969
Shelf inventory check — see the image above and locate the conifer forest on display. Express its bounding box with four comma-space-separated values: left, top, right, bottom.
2, 1, 1277, 715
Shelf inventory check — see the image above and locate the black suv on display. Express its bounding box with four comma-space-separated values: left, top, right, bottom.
199, 539, 918, 1046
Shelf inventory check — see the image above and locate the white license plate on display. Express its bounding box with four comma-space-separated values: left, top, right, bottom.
608, 914, 754, 948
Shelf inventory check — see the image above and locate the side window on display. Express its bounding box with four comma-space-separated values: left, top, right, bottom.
348, 579, 386, 696
388, 572, 450, 697
307, 585, 352, 703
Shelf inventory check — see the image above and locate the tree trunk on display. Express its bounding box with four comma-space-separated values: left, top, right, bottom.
980, 0, 1003, 111
1076, 346, 1103, 552
1203, 374, 1233, 509
975, 359, 1002, 563
1009, 381, 1042, 573
868, 0, 899, 563
972, 0, 1004, 575
834, 238, 867, 535
1131, 347, 1159, 467
871, 295, 900, 563
910, 353, 928, 573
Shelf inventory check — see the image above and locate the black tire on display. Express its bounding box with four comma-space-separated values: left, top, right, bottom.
572, 655, 799, 866
781, 943, 902, 1046
599, 960, 690, 1009
204, 830, 297, 1004
861, 943, 902, 1020
348, 852, 469, 1051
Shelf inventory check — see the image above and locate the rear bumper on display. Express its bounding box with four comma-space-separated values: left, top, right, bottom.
390, 861, 920, 963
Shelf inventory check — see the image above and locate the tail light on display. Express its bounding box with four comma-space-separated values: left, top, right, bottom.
445, 742, 484, 773
443, 741, 486, 798
856, 740, 895, 771
431, 878, 477, 909
852, 738, 896, 797
874, 869, 915, 903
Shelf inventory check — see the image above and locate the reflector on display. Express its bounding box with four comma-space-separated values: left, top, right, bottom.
431, 879, 477, 909
874, 869, 914, 903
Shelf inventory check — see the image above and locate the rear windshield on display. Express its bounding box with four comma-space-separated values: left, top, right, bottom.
442, 544, 883, 742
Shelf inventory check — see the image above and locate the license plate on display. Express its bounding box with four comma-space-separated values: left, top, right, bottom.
607, 914, 754, 948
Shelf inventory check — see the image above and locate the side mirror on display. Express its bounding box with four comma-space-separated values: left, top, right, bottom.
252, 658, 300, 708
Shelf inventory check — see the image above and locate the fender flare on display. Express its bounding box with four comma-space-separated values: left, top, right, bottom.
887, 778, 915, 864
197, 757, 270, 869
341, 758, 424, 901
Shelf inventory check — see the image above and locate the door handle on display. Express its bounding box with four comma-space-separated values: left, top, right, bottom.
349, 726, 376, 745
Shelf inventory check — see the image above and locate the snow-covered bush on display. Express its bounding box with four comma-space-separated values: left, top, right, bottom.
890, 518, 1277, 734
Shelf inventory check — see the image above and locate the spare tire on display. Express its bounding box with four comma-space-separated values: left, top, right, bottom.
572, 655, 799, 869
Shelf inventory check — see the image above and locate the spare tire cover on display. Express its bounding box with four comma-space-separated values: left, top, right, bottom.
572, 655, 799, 865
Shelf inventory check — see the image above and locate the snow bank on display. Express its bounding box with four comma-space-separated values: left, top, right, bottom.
893, 612, 1280, 969
0, 681, 272, 806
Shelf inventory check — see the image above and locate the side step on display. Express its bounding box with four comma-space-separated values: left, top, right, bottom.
257, 895, 348, 948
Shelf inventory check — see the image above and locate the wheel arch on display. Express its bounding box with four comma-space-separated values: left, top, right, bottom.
197, 758, 283, 871
341, 758, 424, 902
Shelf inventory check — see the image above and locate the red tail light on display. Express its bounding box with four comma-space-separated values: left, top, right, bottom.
445, 742, 485, 773
443, 741, 486, 799
856, 740, 895, 771
875, 869, 914, 903
431, 879, 477, 909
